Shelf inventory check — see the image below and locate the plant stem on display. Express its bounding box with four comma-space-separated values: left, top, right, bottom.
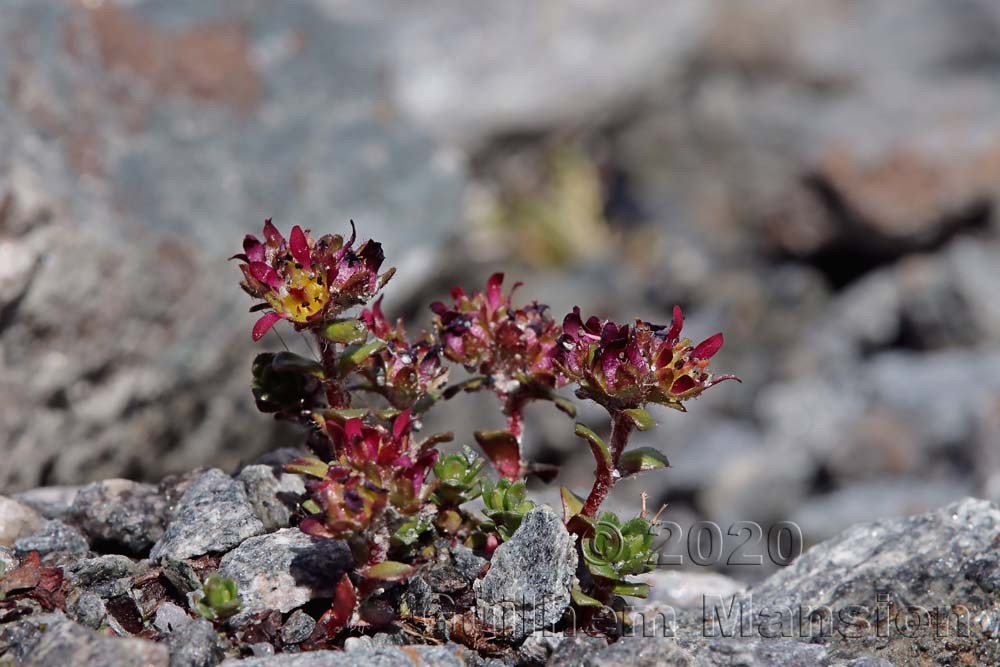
504, 393, 526, 441
580, 410, 633, 517
317, 334, 349, 409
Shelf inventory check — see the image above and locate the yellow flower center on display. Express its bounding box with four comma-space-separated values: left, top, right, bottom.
265, 262, 329, 323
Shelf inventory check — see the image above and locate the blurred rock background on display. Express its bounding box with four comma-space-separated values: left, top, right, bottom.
3, 0, 1000, 581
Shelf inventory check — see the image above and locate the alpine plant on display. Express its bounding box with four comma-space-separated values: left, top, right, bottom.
235, 219, 738, 637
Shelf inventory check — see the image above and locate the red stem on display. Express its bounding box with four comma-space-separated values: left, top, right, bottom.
504, 394, 526, 441
580, 410, 633, 517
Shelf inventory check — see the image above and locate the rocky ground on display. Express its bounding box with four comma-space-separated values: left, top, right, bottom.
2, 458, 998, 666
4, 1, 1000, 664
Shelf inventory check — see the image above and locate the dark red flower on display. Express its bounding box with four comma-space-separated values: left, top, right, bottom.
557, 305, 739, 410
234, 220, 395, 341
359, 297, 449, 410
430, 273, 563, 394
322, 411, 441, 513
299, 466, 389, 539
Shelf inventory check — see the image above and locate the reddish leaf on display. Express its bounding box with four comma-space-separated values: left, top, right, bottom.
318, 574, 356, 636
0, 551, 64, 610
474, 430, 521, 480
252, 312, 283, 342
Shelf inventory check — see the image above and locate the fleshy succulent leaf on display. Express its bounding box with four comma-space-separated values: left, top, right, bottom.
622, 407, 656, 432
361, 561, 415, 582
474, 429, 522, 480
616, 447, 670, 477
574, 423, 611, 468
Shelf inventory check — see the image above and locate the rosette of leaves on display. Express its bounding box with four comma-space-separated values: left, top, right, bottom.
431, 449, 485, 508
193, 574, 242, 621
430, 449, 485, 533
575, 512, 658, 606
480, 478, 535, 542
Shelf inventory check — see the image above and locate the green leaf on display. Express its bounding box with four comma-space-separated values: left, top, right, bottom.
574, 423, 611, 468
585, 562, 620, 580
560, 486, 585, 523
339, 340, 386, 372
610, 581, 650, 598
571, 585, 604, 608
323, 407, 370, 421
616, 447, 670, 477
270, 351, 326, 378
622, 408, 656, 431
284, 457, 329, 478
302, 499, 322, 515
361, 561, 415, 582
442, 376, 486, 399
551, 396, 577, 418
322, 319, 368, 344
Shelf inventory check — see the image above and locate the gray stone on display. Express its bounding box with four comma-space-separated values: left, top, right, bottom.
249, 643, 275, 657
14, 612, 169, 667
584, 637, 699, 666
518, 630, 567, 666
391, 0, 711, 144
217, 528, 352, 622
14, 519, 89, 562
13, 486, 81, 519
752, 497, 1000, 618
151, 469, 264, 562
166, 618, 226, 667
0, 495, 43, 547
154, 601, 193, 634
746, 498, 1000, 665
63, 554, 139, 598
449, 544, 487, 581
399, 575, 434, 617
0, 0, 464, 493
0, 545, 17, 573
638, 570, 746, 610
237, 464, 306, 532
548, 634, 609, 667
280, 609, 316, 645
66, 591, 108, 630
162, 558, 203, 595
474, 505, 577, 639
789, 477, 973, 543
67, 479, 168, 554
219, 644, 468, 666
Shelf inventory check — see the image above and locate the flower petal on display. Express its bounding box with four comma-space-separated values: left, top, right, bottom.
252, 312, 283, 342
249, 262, 282, 289
669, 375, 697, 395
243, 235, 265, 262
666, 305, 684, 344
692, 333, 724, 360
289, 225, 312, 271
486, 272, 505, 311
262, 218, 284, 245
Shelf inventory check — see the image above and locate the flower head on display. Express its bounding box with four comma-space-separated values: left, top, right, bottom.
430, 273, 563, 394
299, 466, 389, 539
234, 219, 395, 341
323, 410, 440, 513
360, 297, 449, 410
558, 305, 738, 411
